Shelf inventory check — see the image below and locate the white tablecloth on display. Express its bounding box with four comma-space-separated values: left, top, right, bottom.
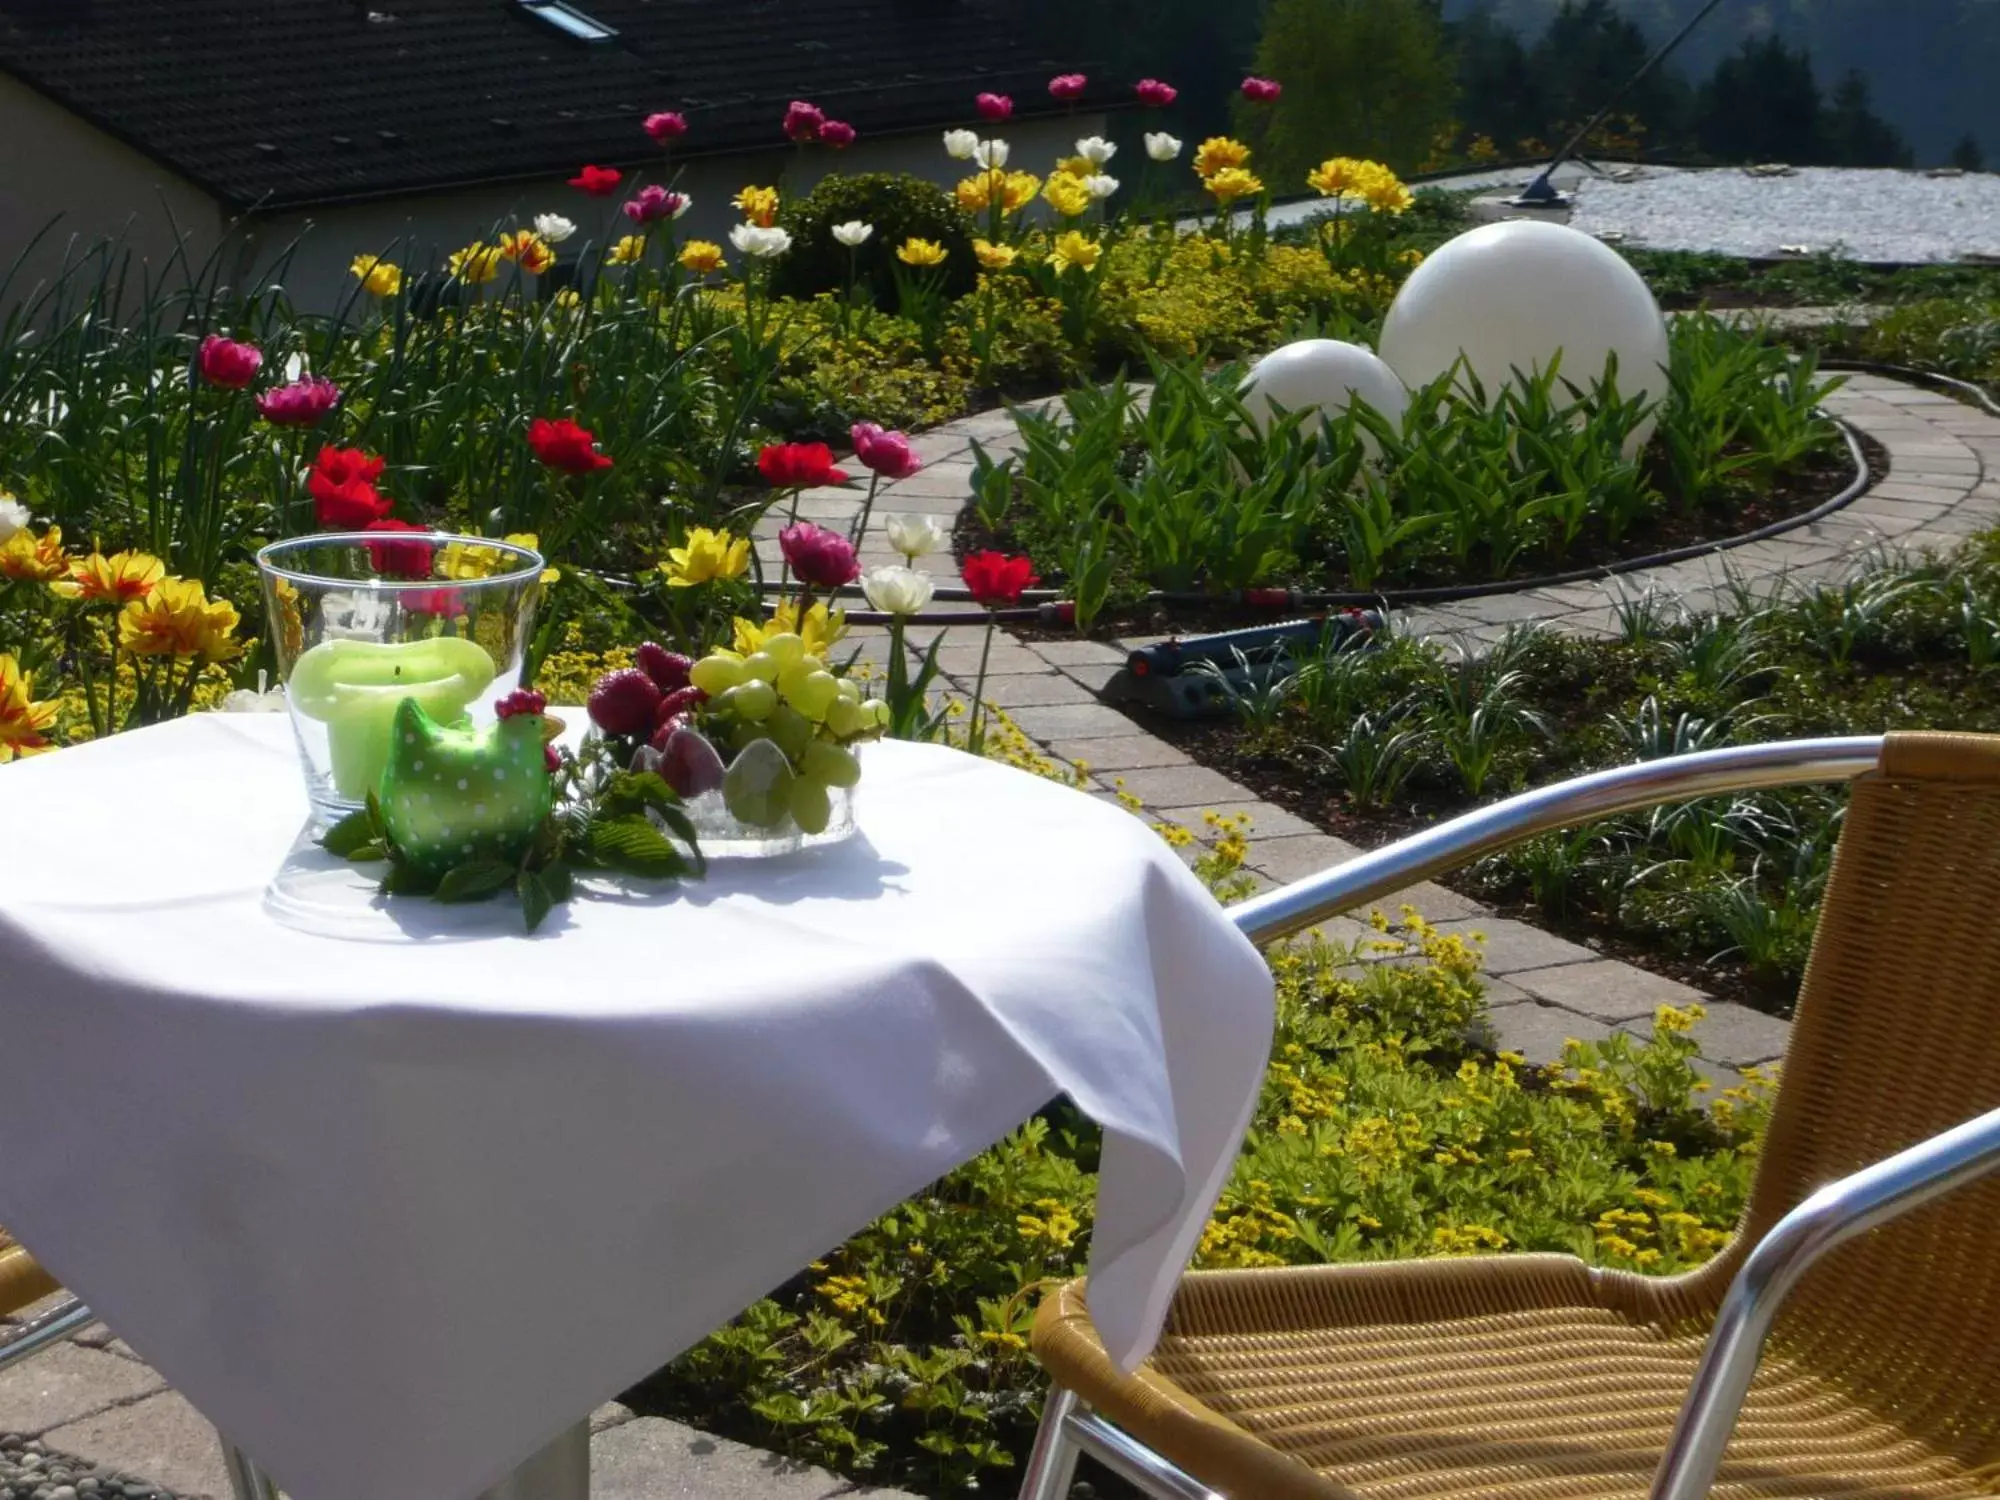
0, 714, 1273, 1500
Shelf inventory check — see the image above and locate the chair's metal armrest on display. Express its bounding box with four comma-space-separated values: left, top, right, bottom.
0, 1293, 92, 1372
1650, 1102, 2000, 1500
1230, 737, 1882, 946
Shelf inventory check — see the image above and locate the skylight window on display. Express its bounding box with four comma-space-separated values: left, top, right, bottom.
518, 0, 617, 43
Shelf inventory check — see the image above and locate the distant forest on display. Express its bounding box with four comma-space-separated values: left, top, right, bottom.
1028, 0, 1993, 180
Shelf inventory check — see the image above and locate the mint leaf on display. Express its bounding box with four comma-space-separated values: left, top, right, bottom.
321, 807, 381, 859
518, 869, 553, 932
434, 859, 516, 903
587, 814, 690, 878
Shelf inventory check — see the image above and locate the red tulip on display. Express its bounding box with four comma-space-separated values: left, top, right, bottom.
1135, 78, 1178, 107
778, 522, 860, 590
528, 416, 613, 474
757, 442, 849, 489
1048, 73, 1087, 102
256, 375, 340, 427
961, 550, 1039, 605
568, 164, 622, 197
363, 518, 434, 580
622, 186, 688, 224
819, 119, 856, 149
642, 110, 687, 145
782, 99, 825, 143
1241, 76, 1282, 103
307, 445, 390, 529
197, 334, 262, 390
975, 92, 1014, 121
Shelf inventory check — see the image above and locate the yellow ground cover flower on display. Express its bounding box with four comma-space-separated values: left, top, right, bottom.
896, 237, 948, 267
0, 652, 57, 762
117, 577, 240, 661
679, 239, 724, 273
50, 550, 164, 604
1204, 166, 1264, 205
349, 254, 403, 296
733, 185, 780, 227
1192, 135, 1251, 179
1050, 231, 1102, 273
608, 234, 647, 265
446, 242, 503, 284
663, 526, 750, 587
972, 239, 1018, 271
497, 229, 556, 274
0, 525, 66, 583
1042, 172, 1093, 218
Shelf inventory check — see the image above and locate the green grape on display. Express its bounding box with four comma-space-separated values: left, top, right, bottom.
802, 740, 861, 789
690, 654, 744, 696
835, 677, 862, 705
864, 698, 892, 730
787, 670, 841, 722
825, 696, 866, 738
761, 633, 807, 667
765, 704, 813, 763
776, 659, 817, 705
789, 774, 832, 835
730, 678, 778, 722
740, 651, 780, 683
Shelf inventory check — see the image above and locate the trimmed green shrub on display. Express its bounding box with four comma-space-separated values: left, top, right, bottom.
772, 173, 979, 308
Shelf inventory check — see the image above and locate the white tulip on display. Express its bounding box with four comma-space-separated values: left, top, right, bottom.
943, 129, 980, 160
729, 223, 793, 258
0, 494, 29, 545
884, 513, 947, 562
1083, 174, 1120, 201
831, 220, 875, 247
1076, 135, 1117, 165
535, 213, 577, 243
1145, 132, 1182, 162
863, 565, 936, 617
973, 138, 1010, 169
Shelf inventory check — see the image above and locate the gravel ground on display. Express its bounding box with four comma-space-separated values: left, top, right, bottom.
0, 1436, 176, 1500
1569, 165, 2000, 262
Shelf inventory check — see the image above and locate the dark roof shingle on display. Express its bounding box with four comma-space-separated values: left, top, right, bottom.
0, 0, 1097, 209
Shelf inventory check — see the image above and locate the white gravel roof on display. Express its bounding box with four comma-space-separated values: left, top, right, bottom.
1567, 165, 2000, 264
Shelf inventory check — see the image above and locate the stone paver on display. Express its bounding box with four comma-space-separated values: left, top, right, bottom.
1431, 918, 1600, 976
1507, 959, 1709, 1024
592, 1415, 916, 1499
0, 1340, 162, 1434
41, 1391, 228, 1498
1484, 1000, 1618, 1066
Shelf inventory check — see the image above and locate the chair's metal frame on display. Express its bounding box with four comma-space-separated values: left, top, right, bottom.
1021, 734, 2000, 1500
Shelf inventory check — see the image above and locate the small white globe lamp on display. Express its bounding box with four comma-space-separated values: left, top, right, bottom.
1239, 339, 1408, 438
1378, 220, 1669, 444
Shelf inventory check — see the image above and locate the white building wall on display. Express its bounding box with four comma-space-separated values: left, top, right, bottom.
0, 73, 228, 311
0, 88, 1102, 316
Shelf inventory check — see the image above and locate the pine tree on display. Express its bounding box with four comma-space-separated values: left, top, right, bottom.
1822, 69, 1913, 168
1246, 0, 1458, 182
1696, 34, 1826, 166
1950, 134, 1987, 173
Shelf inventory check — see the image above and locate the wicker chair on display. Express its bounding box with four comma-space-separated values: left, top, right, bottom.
1023, 731, 2000, 1500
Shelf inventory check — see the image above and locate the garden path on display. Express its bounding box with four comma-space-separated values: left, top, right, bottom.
9, 374, 1994, 1500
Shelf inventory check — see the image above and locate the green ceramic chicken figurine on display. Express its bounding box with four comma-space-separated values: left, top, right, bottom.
377, 690, 559, 881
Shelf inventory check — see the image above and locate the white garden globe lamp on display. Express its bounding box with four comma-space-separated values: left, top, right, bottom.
1239, 339, 1408, 437
1379, 220, 1669, 444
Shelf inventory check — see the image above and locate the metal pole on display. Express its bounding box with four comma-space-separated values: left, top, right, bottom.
1649, 1104, 2000, 1500
1018, 1386, 1083, 1500
1514, 0, 1732, 206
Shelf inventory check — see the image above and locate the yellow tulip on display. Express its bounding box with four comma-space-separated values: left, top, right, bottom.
1192, 136, 1252, 179
973, 238, 1018, 271
1050, 231, 1102, 274
349, 254, 403, 296
896, 238, 948, 268
49, 550, 164, 604
497, 229, 556, 274
608, 234, 648, 265
1042, 173, 1093, 218
1204, 166, 1265, 205
679, 239, 725, 273
447, 242, 503, 284
664, 526, 751, 587
0, 652, 57, 762
733, 185, 780, 228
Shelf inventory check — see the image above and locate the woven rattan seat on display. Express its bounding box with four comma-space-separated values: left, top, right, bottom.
1033, 731, 2000, 1500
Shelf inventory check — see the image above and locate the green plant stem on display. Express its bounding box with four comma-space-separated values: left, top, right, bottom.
965, 613, 996, 755
850, 473, 882, 548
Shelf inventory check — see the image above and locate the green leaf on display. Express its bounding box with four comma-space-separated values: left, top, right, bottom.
538, 859, 574, 902
588, 813, 691, 878
378, 861, 438, 897
600, 768, 682, 821
434, 859, 517, 903
345, 840, 389, 864
518, 869, 554, 932
321, 807, 381, 859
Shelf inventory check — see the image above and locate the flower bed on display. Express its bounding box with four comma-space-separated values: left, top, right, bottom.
1140, 531, 2000, 1014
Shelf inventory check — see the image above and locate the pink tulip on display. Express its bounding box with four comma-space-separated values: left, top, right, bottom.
819, 119, 856, 149
622, 186, 688, 224
850, 422, 923, 481
1241, 76, 1282, 103
197, 334, 262, 390
778, 522, 860, 590
976, 92, 1013, 121
1135, 78, 1178, 108
256, 375, 341, 427
782, 99, 825, 143
643, 110, 688, 145
1048, 73, 1087, 102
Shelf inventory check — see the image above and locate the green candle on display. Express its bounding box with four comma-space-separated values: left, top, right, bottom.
288, 636, 497, 799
